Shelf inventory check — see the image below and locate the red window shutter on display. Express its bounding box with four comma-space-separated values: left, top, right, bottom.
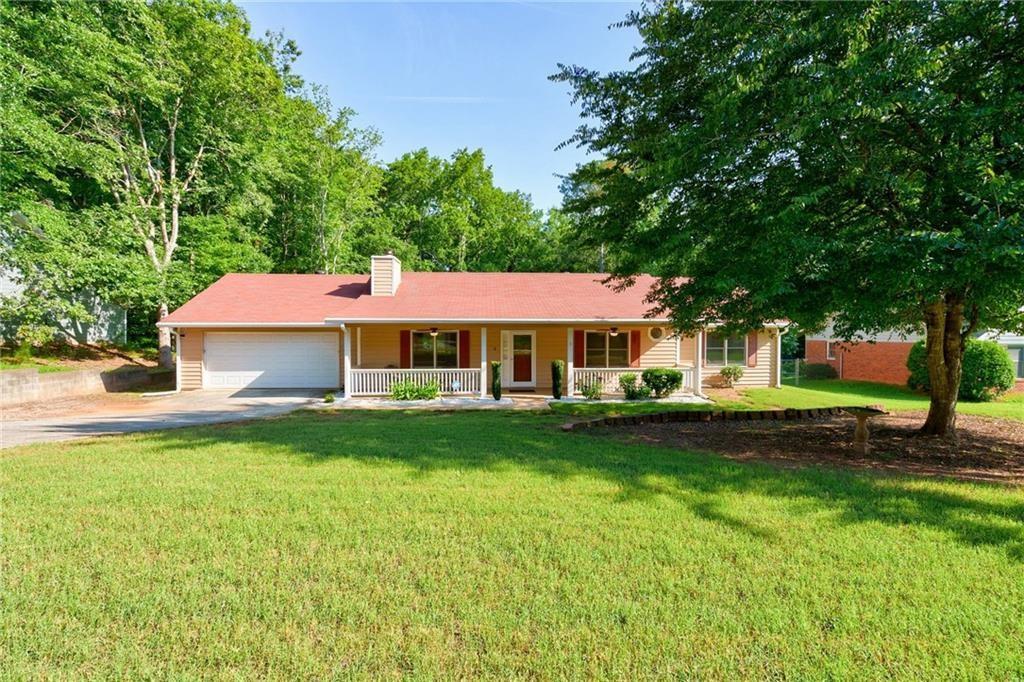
747, 331, 759, 367
458, 330, 471, 368
629, 330, 641, 367
573, 330, 585, 367
399, 330, 411, 368
701, 331, 708, 367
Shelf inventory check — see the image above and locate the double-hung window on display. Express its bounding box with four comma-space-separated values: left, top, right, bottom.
584, 331, 629, 368
705, 332, 746, 365
411, 331, 458, 368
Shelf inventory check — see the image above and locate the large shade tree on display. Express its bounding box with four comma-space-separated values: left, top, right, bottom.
556, 1, 1024, 436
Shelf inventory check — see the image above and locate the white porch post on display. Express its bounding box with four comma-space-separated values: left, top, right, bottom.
566, 327, 575, 396
479, 327, 488, 399
342, 326, 352, 399
775, 328, 785, 388
694, 331, 703, 395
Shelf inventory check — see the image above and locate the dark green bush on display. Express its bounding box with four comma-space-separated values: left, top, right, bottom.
618, 372, 652, 400
491, 361, 502, 400
804, 362, 838, 379
551, 360, 565, 399
581, 380, 602, 401
390, 380, 440, 401
641, 368, 683, 398
907, 339, 1015, 402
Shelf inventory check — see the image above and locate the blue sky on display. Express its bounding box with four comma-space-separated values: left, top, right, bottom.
240, 2, 641, 210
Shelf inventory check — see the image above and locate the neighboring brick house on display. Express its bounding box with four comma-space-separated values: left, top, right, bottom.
806, 325, 1024, 391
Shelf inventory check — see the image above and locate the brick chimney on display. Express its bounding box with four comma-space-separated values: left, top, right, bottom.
370, 252, 401, 296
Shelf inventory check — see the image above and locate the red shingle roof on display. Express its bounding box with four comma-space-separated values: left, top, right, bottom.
160, 272, 669, 325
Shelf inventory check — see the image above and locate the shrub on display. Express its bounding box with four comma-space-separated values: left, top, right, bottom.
641, 368, 683, 398
390, 380, 440, 401
551, 360, 565, 399
907, 339, 1015, 402
323, 391, 335, 404
581, 380, 602, 401
618, 372, 652, 400
491, 361, 502, 400
718, 365, 745, 388
804, 362, 838, 379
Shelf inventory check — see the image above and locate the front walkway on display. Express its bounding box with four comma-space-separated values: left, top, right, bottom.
323, 393, 710, 411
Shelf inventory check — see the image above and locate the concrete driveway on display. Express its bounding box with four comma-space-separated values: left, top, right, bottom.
1, 390, 320, 449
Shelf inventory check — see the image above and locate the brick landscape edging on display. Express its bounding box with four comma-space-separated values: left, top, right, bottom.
561, 406, 847, 432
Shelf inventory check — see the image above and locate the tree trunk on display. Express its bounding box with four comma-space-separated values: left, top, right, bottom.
157, 302, 173, 369
920, 298, 965, 437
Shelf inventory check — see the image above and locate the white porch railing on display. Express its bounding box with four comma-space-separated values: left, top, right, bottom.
573, 367, 695, 395
349, 368, 481, 396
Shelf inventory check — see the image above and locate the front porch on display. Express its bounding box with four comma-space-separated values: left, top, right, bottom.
340, 324, 720, 399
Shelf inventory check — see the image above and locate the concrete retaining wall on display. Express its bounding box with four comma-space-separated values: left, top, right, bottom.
1, 366, 173, 405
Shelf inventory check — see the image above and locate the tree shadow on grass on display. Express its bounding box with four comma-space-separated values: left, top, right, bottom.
145, 409, 1024, 560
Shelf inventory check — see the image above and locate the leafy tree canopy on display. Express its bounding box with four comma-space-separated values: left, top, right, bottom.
556, 1, 1024, 434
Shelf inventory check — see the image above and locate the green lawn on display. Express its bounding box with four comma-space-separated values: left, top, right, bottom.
551, 379, 1024, 422
3, 410, 1023, 678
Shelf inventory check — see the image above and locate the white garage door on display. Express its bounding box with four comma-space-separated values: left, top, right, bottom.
203, 332, 339, 389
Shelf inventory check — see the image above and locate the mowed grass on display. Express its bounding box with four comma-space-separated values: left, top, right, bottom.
745, 379, 1024, 422
551, 379, 1024, 421
3, 410, 1023, 678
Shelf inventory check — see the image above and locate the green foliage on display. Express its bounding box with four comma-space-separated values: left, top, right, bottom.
717, 365, 745, 388
556, 1, 1024, 429
6, 410, 1024, 677
490, 361, 502, 401
0, 1, 582, 351
580, 380, 602, 401
618, 372, 653, 400
551, 360, 565, 400
804, 363, 839, 380
641, 368, 683, 398
907, 340, 1015, 402
323, 392, 335, 404
390, 380, 440, 401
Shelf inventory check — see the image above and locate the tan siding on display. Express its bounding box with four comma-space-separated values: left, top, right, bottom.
679, 335, 698, 366
701, 330, 776, 388
179, 330, 204, 390
371, 260, 393, 296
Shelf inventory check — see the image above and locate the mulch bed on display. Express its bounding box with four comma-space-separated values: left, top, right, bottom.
607, 411, 1024, 484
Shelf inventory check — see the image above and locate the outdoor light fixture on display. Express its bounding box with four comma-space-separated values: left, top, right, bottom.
609, 327, 619, 336
429, 327, 438, 337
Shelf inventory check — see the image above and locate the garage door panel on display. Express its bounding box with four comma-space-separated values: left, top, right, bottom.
203, 332, 339, 389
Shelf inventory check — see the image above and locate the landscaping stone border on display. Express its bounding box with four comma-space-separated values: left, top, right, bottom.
561, 406, 848, 432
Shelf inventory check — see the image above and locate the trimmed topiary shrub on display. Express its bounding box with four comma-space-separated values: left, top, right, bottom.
551, 360, 565, 399
641, 368, 683, 398
718, 365, 745, 388
618, 372, 653, 400
907, 339, 1015, 401
491, 361, 502, 400
804, 362, 838, 379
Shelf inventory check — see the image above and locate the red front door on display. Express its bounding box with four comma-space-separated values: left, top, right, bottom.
512, 333, 533, 383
